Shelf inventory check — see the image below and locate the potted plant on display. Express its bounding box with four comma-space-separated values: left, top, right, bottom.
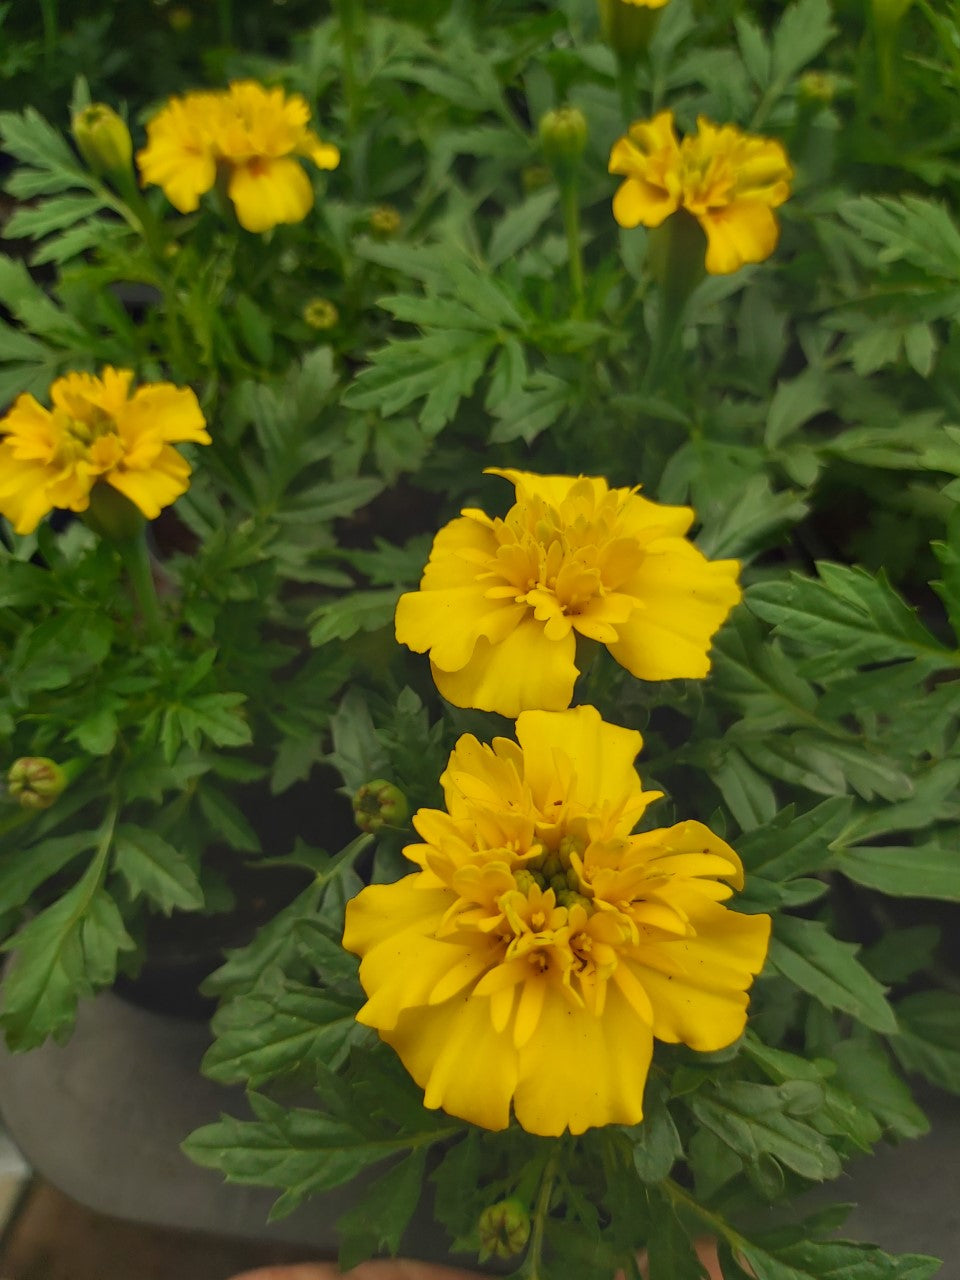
0, 0, 957, 1277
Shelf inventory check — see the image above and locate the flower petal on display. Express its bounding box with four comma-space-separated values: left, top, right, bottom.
515, 706, 650, 824
608, 540, 741, 680
106, 445, 192, 519
384, 995, 520, 1131
699, 201, 781, 275
431, 615, 578, 716
612, 177, 678, 229
512, 982, 653, 1135
628, 903, 771, 1050
227, 156, 314, 232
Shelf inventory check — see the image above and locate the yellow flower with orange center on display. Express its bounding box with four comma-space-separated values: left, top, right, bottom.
394, 469, 741, 717
343, 706, 771, 1137
0, 367, 210, 534
137, 80, 340, 233
609, 111, 793, 275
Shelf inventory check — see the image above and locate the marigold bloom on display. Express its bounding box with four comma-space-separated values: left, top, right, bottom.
609, 111, 793, 275
343, 706, 770, 1136
137, 80, 340, 233
394, 469, 741, 717
0, 367, 210, 534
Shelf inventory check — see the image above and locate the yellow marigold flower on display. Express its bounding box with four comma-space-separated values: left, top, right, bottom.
609, 110, 793, 275
137, 80, 340, 234
0, 367, 210, 535
394, 469, 741, 717
343, 706, 771, 1136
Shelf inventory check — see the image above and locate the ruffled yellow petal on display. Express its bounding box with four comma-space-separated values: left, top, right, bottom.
116, 384, 210, 455
515, 706, 651, 828
608, 540, 741, 680
629, 903, 771, 1050
385, 994, 520, 1131
699, 201, 781, 275
431, 615, 578, 716
395, 586, 524, 673
105, 444, 192, 518
612, 177, 678, 229
0, 449, 61, 532
227, 156, 314, 232
513, 982, 653, 1135
485, 468, 606, 511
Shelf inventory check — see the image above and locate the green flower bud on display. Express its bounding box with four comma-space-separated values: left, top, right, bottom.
369, 204, 402, 237
302, 298, 340, 330
71, 104, 133, 178
478, 1198, 531, 1262
557, 888, 592, 912
7, 758, 67, 810
538, 107, 588, 180
513, 869, 539, 895
597, 0, 665, 64
797, 70, 836, 104
353, 779, 409, 833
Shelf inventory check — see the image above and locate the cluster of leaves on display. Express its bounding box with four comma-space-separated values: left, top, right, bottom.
1, 0, 959, 1276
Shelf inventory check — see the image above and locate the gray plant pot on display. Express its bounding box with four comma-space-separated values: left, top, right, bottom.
0, 989, 956, 1267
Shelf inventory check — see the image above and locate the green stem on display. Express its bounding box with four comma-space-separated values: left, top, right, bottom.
617, 59, 637, 123
119, 529, 165, 642
523, 1146, 562, 1280
39, 0, 58, 69
663, 1179, 747, 1251
560, 181, 585, 314
336, 0, 365, 192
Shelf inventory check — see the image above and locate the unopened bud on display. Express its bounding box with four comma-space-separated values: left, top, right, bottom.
168, 5, 193, 30
302, 298, 340, 330
597, 0, 668, 64
352, 779, 408, 833
797, 70, 836, 104
478, 1198, 531, 1262
71, 104, 133, 178
369, 204, 402, 237
538, 107, 588, 179
513, 869, 538, 894
7, 758, 67, 810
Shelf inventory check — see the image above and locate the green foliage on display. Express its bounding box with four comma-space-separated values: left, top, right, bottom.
1, 0, 959, 1274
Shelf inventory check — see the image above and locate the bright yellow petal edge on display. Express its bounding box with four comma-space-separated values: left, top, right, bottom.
343, 705, 771, 1137
393, 469, 741, 716
0, 367, 210, 534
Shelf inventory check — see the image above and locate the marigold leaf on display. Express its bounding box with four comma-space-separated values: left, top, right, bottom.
769, 916, 897, 1034
891, 991, 960, 1096
113, 823, 204, 915
336, 1148, 428, 1271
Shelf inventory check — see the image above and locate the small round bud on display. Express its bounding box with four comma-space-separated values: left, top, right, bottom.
538, 107, 588, 177
71, 104, 133, 178
478, 1198, 531, 1262
513, 869, 538, 895
302, 298, 340, 330
7, 758, 67, 810
797, 71, 836, 105
352, 780, 408, 833
540, 853, 562, 882
557, 888, 592, 912
369, 204, 402, 237
167, 5, 193, 30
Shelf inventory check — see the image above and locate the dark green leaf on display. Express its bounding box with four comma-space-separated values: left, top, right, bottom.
770, 916, 897, 1033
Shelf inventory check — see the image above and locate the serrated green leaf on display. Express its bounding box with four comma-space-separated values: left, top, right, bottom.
831, 840, 960, 901
113, 823, 204, 915
203, 980, 361, 1086
487, 187, 558, 268
747, 564, 955, 677
832, 1037, 928, 1141
337, 1148, 428, 1271
689, 1081, 841, 1182
891, 991, 960, 1096
770, 916, 897, 1034
309, 587, 401, 646
197, 785, 261, 853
